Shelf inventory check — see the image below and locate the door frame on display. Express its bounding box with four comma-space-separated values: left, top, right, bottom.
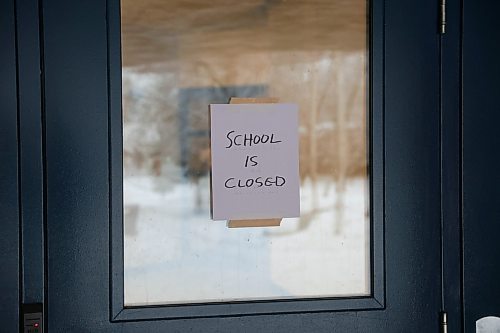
4, 0, 466, 331
110, 0, 385, 321
0, 1, 21, 332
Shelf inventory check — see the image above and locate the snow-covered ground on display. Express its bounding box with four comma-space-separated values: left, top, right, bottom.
124, 176, 370, 305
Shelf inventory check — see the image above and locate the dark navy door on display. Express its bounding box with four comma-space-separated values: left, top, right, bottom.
39, 0, 444, 331
461, 0, 500, 331
4, 0, 488, 332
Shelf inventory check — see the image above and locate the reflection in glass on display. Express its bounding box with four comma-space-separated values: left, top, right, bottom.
122, 0, 369, 305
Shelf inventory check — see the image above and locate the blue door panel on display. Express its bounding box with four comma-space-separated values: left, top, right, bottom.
40, 0, 442, 331
0, 0, 20, 331
462, 0, 500, 330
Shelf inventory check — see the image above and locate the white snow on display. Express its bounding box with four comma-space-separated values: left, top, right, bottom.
124, 176, 370, 305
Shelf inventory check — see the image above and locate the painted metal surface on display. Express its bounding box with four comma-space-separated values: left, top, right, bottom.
16, 0, 44, 305
440, 0, 463, 331
0, 0, 20, 332
2, 0, 494, 331
462, 0, 500, 331
40, 0, 442, 331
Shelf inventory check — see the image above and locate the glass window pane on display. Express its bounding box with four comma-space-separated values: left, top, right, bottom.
122, 0, 369, 305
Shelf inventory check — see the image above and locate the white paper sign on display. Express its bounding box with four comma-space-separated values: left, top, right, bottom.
210, 103, 300, 221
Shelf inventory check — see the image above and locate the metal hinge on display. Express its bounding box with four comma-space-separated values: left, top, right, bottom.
440, 312, 448, 333
440, 0, 447, 34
